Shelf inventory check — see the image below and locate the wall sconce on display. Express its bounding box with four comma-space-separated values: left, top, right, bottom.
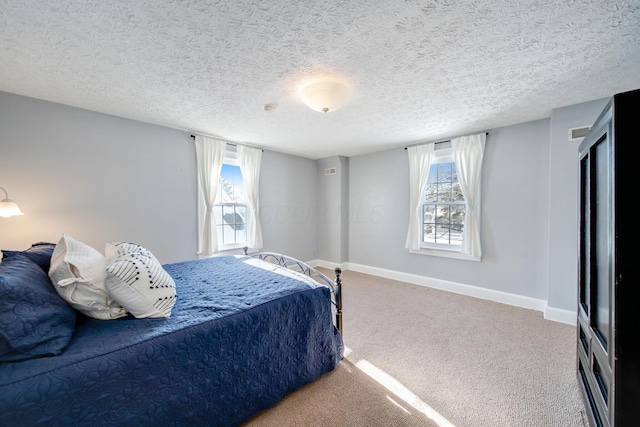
0, 187, 25, 218
298, 79, 352, 113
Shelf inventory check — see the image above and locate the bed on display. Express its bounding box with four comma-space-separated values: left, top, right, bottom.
0, 241, 344, 426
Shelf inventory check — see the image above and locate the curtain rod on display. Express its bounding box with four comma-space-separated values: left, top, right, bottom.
404, 132, 489, 150
190, 134, 264, 152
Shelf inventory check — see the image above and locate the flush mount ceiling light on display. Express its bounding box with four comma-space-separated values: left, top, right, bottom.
298, 79, 352, 113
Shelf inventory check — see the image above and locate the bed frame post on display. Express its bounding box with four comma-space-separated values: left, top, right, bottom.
334, 268, 343, 336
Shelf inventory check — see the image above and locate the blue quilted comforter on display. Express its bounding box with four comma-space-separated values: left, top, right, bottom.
0, 255, 344, 426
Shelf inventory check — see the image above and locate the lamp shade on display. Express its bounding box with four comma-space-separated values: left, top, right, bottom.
298, 80, 352, 113
0, 187, 24, 218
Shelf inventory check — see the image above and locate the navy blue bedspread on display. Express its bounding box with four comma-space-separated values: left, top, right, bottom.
0, 256, 343, 426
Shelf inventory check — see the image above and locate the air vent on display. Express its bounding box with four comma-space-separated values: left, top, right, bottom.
569, 126, 591, 141
325, 167, 336, 175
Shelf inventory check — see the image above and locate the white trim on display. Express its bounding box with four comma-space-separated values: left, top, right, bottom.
544, 306, 577, 326
333, 260, 576, 325
410, 247, 480, 262
304, 259, 344, 270
217, 242, 249, 252
196, 245, 257, 259
315, 259, 348, 271
346, 261, 545, 311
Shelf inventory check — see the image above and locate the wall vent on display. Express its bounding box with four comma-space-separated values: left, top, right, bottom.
325, 167, 337, 175
569, 126, 591, 141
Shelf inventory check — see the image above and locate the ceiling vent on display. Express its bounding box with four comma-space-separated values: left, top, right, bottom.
568, 126, 591, 141
325, 167, 336, 175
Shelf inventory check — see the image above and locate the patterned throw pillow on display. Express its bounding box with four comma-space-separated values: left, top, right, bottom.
105, 242, 177, 318
48, 234, 127, 320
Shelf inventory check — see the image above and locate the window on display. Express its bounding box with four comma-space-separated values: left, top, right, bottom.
406, 133, 486, 261
214, 162, 247, 248
195, 135, 263, 256
423, 160, 465, 247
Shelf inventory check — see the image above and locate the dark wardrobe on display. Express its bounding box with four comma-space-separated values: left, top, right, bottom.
577, 88, 640, 427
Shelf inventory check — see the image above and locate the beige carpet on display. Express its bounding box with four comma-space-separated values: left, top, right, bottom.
244, 269, 587, 427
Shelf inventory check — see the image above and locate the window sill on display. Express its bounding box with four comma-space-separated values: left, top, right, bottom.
197, 243, 256, 259
219, 243, 249, 252
410, 246, 481, 262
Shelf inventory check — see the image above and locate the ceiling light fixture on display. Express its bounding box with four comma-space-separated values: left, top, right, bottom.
298, 79, 352, 113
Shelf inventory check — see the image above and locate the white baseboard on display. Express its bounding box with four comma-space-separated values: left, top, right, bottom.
316, 260, 576, 326
544, 306, 577, 326
305, 259, 349, 271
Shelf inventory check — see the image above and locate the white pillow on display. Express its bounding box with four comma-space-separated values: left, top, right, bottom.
48, 234, 127, 320
105, 242, 177, 318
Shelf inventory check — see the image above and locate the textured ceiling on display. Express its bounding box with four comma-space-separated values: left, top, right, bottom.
1, 0, 639, 159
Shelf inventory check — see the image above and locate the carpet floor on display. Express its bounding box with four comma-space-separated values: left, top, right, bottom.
244, 269, 587, 427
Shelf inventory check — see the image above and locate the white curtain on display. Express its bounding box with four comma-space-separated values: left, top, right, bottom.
405, 143, 435, 250
452, 133, 486, 257
238, 145, 263, 250
195, 135, 226, 256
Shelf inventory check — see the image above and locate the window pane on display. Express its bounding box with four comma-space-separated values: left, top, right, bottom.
213, 205, 222, 225
425, 182, 437, 202
438, 163, 453, 182
450, 223, 463, 245
452, 183, 464, 202
424, 224, 436, 243
451, 206, 465, 225
218, 164, 244, 203
434, 224, 449, 244
236, 224, 247, 243
427, 166, 438, 184
222, 205, 234, 225
423, 204, 435, 224
423, 205, 436, 243
222, 223, 235, 244
213, 204, 248, 246
421, 161, 466, 248
236, 205, 246, 230
438, 182, 452, 202
435, 206, 450, 225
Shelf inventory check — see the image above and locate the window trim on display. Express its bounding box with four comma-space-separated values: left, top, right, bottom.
214, 202, 248, 250
414, 144, 480, 262
410, 246, 480, 262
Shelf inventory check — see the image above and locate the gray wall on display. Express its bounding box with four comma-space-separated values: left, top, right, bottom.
349, 119, 551, 300
0, 91, 318, 264
339, 156, 349, 264
0, 89, 612, 316
0, 92, 196, 264
259, 150, 318, 261
547, 98, 608, 311
316, 156, 349, 264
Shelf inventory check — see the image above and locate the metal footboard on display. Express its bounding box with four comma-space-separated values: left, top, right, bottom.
243, 247, 343, 335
